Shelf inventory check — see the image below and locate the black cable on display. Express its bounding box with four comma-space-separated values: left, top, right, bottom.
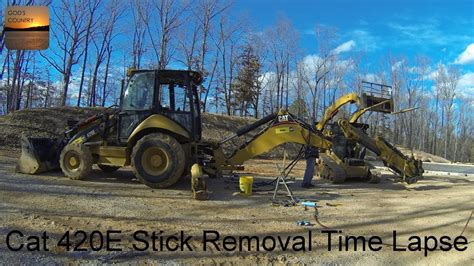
256, 145, 305, 187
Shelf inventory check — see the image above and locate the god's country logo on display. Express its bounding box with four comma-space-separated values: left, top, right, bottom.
4, 6, 49, 50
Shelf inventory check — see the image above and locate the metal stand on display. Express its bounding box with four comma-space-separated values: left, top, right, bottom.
272, 162, 297, 204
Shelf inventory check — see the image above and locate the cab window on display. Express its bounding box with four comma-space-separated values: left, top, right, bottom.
175, 84, 190, 112
159, 83, 191, 112
122, 72, 155, 110
159, 84, 171, 109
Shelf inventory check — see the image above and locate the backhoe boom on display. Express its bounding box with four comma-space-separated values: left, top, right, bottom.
210, 110, 332, 170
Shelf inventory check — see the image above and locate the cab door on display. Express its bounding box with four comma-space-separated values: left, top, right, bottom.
118, 71, 156, 143
157, 82, 195, 139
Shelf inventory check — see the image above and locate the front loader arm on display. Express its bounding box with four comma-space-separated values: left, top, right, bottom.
316, 92, 360, 131
349, 99, 392, 123
317, 89, 394, 131
337, 119, 423, 183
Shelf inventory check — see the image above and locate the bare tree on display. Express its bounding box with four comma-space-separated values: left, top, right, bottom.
442, 66, 460, 159
215, 15, 246, 115
455, 97, 473, 162
201, 48, 219, 112
432, 62, 447, 155
76, 0, 102, 106
130, 0, 147, 69
176, 0, 231, 113
265, 17, 298, 112
89, 0, 122, 106
177, 16, 199, 70
138, 0, 190, 69
40, 0, 88, 106
299, 25, 338, 122
204, 1, 232, 112
413, 55, 431, 151
397, 56, 420, 147
195, 0, 231, 71
8, 51, 22, 111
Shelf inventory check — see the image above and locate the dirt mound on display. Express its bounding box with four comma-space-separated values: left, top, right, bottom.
201, 112, 256, 142
396, 146, 451, 163
0, 108, 298, 159
0, 107, 446, 162
0, 107, 104, 150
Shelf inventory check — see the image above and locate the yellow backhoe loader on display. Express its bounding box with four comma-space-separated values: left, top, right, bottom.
18, 70, 205, 190
16, 70, 423, 201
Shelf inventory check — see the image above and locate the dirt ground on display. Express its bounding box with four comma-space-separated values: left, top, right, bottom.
0, 151, 473, 264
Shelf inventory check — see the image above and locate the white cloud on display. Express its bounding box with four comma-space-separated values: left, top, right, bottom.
457, 72, 474, 97
426, 70, 437, 81
348, 29, 379, 51
455, 43, 474, 65
425, 62, 448, 81
300, 54, 354, 75
391, 60, 404, 71
364, 73, 381, 83
332, 40, 356, 54
259, 71, 276, 84
301, 54, 323, 74
387, 20, 471, 48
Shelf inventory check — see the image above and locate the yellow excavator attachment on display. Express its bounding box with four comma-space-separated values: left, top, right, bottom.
210, 110, 332, 171
337, 119, 423, 183
349, 99, 392, 123
316, 92, 360, 131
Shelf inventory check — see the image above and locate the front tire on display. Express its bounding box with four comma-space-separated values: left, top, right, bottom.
131, 133, 185, 188
60, 143, 93, 180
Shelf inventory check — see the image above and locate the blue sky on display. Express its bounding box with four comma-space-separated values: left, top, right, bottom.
4, 0, 472, 105
233, 0, 474, 72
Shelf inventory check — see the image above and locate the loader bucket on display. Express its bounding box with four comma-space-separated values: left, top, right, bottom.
16, 136, 63, 174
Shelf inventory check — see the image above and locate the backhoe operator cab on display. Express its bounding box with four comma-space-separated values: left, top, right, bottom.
113, 70, 203, 188
55, 69, 204, 189
120, 70, 202, 143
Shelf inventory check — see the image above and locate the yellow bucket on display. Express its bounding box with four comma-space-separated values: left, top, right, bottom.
239, 176, 254, 196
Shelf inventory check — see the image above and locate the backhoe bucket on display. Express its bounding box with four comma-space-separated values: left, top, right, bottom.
16, 136, 63, 174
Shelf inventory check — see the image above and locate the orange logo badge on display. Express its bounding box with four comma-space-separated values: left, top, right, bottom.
4, 6, 49, 50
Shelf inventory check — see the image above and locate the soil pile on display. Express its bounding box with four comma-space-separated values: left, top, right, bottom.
0, 107, 104, 149
0, 107, 447, 162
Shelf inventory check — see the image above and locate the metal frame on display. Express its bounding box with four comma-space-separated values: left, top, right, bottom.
272, 162, 297, 204
361, 81, 392, 98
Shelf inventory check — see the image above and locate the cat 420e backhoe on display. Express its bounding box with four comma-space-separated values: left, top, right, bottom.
16, 70, 423, 200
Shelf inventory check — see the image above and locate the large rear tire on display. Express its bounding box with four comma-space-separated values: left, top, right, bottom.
59, 143, 93, 180
131, 133, 185, 188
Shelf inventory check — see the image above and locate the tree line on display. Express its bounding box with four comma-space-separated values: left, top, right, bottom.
0, 0, 472, 162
